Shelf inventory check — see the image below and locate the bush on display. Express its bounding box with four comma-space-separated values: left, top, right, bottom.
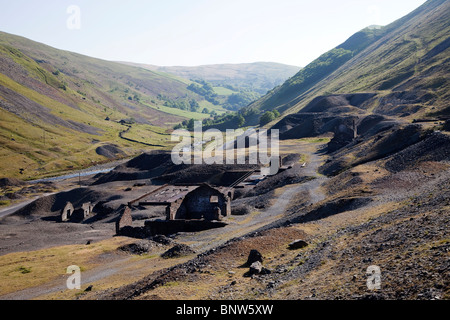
260, 111, 277, 126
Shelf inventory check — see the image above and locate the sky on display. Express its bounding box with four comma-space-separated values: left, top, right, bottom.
0, 0, 427, 67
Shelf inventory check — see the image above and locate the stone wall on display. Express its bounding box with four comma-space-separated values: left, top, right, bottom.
116, 206, 133, 234
174, 185, 230, 221
61, 202, 74, 222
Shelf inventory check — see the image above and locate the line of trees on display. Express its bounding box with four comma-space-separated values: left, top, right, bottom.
187, 79, 220, 105
157, 94, 200, 112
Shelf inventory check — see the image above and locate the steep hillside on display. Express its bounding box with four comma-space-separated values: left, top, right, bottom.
0, 32, 224, 180
248, 0, 449, 123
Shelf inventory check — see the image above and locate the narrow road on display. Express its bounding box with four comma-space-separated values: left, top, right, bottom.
0, 191, 64, 219
0, 199, 36, 219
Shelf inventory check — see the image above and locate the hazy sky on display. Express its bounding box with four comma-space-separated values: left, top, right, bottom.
0, 0, 426, 67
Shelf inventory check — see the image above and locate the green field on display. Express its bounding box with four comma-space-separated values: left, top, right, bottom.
213, 86, 237, 96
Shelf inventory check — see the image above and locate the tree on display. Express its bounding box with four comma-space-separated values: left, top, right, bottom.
237, 114, 245, 127
187, 118, 195, 131
259, 111, 276, 126
189, 99, 200, 112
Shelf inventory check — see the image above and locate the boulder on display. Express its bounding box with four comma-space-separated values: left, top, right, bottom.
245, 249, 263, 266
288, 239, 309, 250
249, 261, 263, 274
245, 261, 272, 277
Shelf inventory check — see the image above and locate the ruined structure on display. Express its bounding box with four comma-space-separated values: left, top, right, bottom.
137, 184, 232, 221
115, 184, 234, 237
115, 166, 287, 237
61, 202, 74, 222
328, 119, 359, 152
60, 201, 94, 223
116, 206, 132, 234
164, 184, 231, 221
81, 202, 93, 219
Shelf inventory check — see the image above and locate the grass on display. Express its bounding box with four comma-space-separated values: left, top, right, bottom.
120, 123, 174, 149
0, 200, 11, 206
0, 73, 137, 179
0, 237, 135, 296
141, 101, 209, 121
213, 86, 237, 96
308, 137, 331, 143
0, 79, 172, 179
246, 0, 450, 121
0, 31, 235, 179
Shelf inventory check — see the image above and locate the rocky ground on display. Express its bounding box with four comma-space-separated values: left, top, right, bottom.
0, 127, 449, 300
86, 166, 448, 300
87, 131, 450, 300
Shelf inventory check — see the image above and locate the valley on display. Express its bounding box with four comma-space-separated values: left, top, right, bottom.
0, 31, 299, 182
0, 0, 448, 302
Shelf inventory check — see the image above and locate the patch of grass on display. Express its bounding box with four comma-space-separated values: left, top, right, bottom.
150, 104, 208, 120
213, 86, 237, 96
16, 266, 32, 274
0, 237, 134, 296
163, 281, 181, 288
120, 123, 173, 148
309, 137, 331, 143
0, 200, 11, 206
297, 258, 307, 266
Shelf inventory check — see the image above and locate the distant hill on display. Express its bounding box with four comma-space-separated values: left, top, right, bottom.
119, 61, 301, 96
246, 0, 449, 125
0, 31, 226, 179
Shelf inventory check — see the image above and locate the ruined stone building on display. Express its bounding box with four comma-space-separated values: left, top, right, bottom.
61, 202, 74, 222
115, 168, 278, 237
137, 184, 232, 221
60, 201, 94, 222
166, 184, 232, 221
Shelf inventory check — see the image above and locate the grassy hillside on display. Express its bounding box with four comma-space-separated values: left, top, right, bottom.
121, 61, 300, 113
248, 0, 449, 123
257, 27, 386, 112
120, 61, 300, 96
0, 32, 227, 180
